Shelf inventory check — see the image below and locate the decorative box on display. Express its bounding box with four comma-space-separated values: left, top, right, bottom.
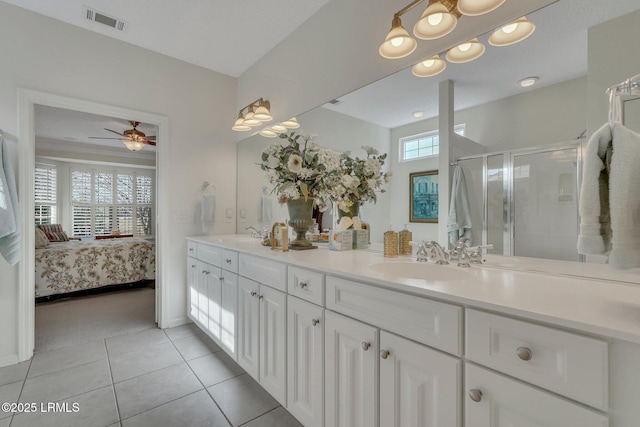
329, 230, 353, 251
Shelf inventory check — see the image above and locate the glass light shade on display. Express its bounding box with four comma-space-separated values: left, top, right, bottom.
232, 116, 251, 131
270, 124, 287, 133
253, 104, 273, 121
413, 2, 457, 40
281, 117, 300, 129
123, 139, 145, 152
445, 38, 485, 63
457, 0, 505, 16
379, 16, 417, 59
259, 129, 277, 138
412, 55, 446, 77
243, 111, 261, 127
489, 17, 535, 46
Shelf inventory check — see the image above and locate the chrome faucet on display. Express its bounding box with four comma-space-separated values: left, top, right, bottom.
424, 241, 449, 265
415, 242, 429, 262
245, 226, 263, 238
449, 237, 471, 267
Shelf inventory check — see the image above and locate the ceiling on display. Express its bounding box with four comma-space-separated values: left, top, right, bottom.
323, 0, 640, 129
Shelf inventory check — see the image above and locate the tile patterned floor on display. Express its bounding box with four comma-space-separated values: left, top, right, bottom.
1, 325, 303, 427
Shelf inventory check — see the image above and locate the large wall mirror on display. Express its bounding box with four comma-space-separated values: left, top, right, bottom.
237, 0, 640, 262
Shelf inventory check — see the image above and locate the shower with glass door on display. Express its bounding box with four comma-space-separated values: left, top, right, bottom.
456, 142, 582, 262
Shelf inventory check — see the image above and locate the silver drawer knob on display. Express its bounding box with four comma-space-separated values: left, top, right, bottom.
250, 291, 257, 297
516, 347, 533, 361
380, 350, 390, 359
191, 264, 196, 268
311, 319, 320, 326
189, 248, 194, 252
469, 389, 483, 402
225, 258, 232, 264
299, 281, 308, 289
361, 342, 371, 351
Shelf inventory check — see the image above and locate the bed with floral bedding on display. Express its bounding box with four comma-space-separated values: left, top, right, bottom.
35, 237, 155, 299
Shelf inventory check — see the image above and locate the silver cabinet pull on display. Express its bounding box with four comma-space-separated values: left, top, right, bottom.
225, 258, 232, 264
219, 276, 224, 282
361, 342, 371, 351
380, 350, 390, 359
311, 319, 320, 326
189, 248, 194, 252
469, 389, 483, 402
250, 291, 257, 297
191, 264, 196, 268
202, 270, 210, 275
258, 295, 264, 300
299, 281, 307, 289
516, 347, 533, 361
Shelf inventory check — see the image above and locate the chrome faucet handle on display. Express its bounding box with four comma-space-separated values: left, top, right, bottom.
424, 241, 449, 265
466, 244, 494, 264
457, 250, 471, 268
245, 226, 262, 238
415, 243, 429, 262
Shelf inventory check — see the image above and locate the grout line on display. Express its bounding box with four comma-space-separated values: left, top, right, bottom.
237, 406, 287, 426
117, 389, 205, 424
8, 357, 33, 427
104, 338, 123, 424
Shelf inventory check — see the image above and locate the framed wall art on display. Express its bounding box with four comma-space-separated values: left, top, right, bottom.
409, 170, 439, 223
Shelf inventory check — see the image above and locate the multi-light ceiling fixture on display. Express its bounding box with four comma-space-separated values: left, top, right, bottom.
379, 0, 535, 78
231, 97, 300, 137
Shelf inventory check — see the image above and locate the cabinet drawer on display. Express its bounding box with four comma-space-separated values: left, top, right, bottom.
222, 250, 238, 274
465, 364, 609, 427
288, 266, 324, 306
196, 243, 223, 266
465, 309, 608, 410
326, 276, 462, 355
239, 254, 287, 292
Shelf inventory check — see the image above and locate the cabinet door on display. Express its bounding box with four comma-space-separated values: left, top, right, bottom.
287, 296, 324, 427
207, 266, 223, 342
197, 261, 209, 328
220, 271, 238, 360
379, 331, 461, 427
465, 364, 609, 427
238, 277, 260, 380
187, 258, 198, 321
325, 311, 379, 427
259, 284, 287, 406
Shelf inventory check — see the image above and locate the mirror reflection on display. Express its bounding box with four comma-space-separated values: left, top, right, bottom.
237, 0, 640, 263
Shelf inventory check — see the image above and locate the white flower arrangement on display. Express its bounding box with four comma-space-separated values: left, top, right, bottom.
260, 133, 391, 214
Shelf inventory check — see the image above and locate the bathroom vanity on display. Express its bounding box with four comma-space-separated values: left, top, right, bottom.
186, 234, 640, 427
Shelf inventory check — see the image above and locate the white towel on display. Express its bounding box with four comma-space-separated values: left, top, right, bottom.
608, 124, 640, 269
0, 135, 21, 265
447, 165, 472, 246
577, 123, 640, 269
577, 123, 612, 255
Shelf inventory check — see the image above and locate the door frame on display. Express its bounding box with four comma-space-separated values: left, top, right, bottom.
17, 89, 170, 361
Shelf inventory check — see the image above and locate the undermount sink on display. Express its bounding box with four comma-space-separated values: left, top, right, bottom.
369, 261, 472, 281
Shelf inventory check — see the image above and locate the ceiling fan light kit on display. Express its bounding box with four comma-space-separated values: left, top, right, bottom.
378, 0, 535, 77
89, 120, 156, 151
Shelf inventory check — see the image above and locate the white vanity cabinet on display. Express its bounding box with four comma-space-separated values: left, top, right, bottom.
287, 295, 324, 427
237, 254, 288, 406
186, 241, 238, 361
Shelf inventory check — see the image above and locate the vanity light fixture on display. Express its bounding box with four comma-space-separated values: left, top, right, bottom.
281, 117, 300, 129
413, 0, 459, 41
379, 14, 417, 59
489, 16, 535, 46
412, 54, 447, 77
232, 97, 272, 132
269, 124, 288, 133
259, 129, 278, 138
518, 76, 539, 87
457, 0, 504, 16
445, 38, 485, 63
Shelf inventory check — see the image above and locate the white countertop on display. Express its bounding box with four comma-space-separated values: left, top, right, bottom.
188, 234, 640, 344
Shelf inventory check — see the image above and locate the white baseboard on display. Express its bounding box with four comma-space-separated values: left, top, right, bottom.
0, 353, 19, 368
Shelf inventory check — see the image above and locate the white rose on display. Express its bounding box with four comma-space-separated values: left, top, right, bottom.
268, 156, 280, 168
287, 154, 303, 173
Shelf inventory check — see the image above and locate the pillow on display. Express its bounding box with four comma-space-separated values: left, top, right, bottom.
37, 224, 70, 242
34, 227, 49, 248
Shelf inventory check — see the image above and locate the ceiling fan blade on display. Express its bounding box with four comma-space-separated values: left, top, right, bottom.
88, 136, 125, 140
146, 135, 156, 140
144, 140, 157, 146
104, 128, 125, 137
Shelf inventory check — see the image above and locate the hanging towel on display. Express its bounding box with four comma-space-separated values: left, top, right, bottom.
447, 165, 473, 246
577, 123, 613, 255
608, 123, 640, 269
0, 135, 21, 265
200, 182, 216, 234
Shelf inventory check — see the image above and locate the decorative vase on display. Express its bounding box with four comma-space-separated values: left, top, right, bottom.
287, 198, 317, 250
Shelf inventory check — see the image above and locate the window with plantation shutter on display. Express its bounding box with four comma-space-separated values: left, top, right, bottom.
70, 169, 154, 238
34, 164, 57, 225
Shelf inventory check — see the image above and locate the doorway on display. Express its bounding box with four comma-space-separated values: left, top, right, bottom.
17, 90, 169, 361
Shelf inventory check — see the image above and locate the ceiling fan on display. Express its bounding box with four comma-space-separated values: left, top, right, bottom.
89, 121, 156, 152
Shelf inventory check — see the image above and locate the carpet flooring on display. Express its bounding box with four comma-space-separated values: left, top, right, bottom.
35, 287, 156, 352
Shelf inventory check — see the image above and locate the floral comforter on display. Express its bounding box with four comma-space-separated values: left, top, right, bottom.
35, 238, 155, 297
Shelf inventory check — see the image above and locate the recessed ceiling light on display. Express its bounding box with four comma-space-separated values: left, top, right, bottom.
413, 111, 424, 118
518, 76, 539, 87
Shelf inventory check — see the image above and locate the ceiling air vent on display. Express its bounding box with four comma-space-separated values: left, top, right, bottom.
328, 99, 341, 105
83, 6, 127, 31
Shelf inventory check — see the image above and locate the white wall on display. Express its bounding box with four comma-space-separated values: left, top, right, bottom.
237, 107, 391, 242
0, 2, 237, 366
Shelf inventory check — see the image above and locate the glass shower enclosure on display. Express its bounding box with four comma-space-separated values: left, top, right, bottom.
456, 142, 582, 262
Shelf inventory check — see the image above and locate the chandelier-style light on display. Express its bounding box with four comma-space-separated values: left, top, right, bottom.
378, 0, 535, 76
